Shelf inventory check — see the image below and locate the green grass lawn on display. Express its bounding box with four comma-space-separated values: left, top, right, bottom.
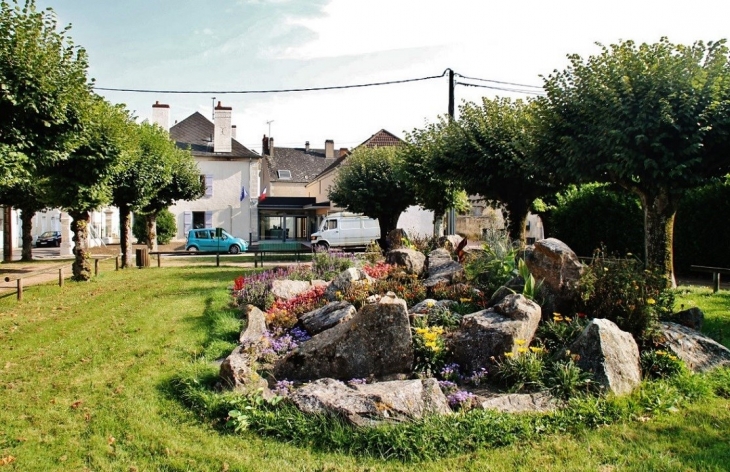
1, 264, 729, 471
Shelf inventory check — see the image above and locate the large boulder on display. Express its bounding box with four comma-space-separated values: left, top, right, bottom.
524, 238, 584, 295
424, 248, 464, 288
477, 392, 557, 414
219, 346, 270, 395
449, 294, 542, 372
273, 297, 413, 381
568, 319, 641, 396
664, 307, 704, 331
324, 268, 373, 301
240, 304, 268, 346
408, 298, 457, 315
289, 378, 451, 426
271, 279, 314, 301
386, 248, 426, 276
299, 301, 356, 335
659, 321, 730, 372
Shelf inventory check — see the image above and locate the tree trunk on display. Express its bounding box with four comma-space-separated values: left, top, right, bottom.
145, 213, 158, 251
20, 208, 34, 262
119, 206, 132, 268
377, 213, 400, 251
639, 189, 677, 288
505, 198, 530, 246
69, 210, 92, 281
433, 211, 444, 238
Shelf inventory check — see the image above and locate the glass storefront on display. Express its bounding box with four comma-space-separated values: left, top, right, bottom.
259, 212, 313, 240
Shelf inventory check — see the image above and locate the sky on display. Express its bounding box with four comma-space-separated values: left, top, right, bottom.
35, 0, 730, 154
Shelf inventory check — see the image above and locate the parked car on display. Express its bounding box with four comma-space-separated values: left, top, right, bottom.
185, 228, 248, 254
310, 212, 380, 250
35, 231, 62, 247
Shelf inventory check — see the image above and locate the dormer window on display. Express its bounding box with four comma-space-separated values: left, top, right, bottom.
277, 170, 292, 180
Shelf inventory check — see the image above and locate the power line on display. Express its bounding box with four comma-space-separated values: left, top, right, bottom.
94, 71, 449, 94
454, 72, 543, 89
456, 81, 545, 96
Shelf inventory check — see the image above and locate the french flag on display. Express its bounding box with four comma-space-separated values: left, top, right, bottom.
258, 186, 268, 202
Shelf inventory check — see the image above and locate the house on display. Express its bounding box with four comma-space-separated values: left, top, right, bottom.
304, 129, 436, 238
257, 137, 345, 240
161, 102, 263, 242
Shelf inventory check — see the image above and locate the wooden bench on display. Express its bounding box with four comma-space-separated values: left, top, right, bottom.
690, 265, 730, 293
250, 242, 308, 268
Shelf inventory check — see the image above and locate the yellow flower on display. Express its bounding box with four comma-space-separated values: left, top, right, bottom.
604, 267, 609, 272
515, 339, 526, 346
518, 347, 528, 354
564, 316, 572, 322
460, 298, 472, 303
504, 352, 514, 358
553, 315, 564, 322
669, 355, 678, 361
656, 350, 666, 356
530, 346, 544, 353
647, 298, 656, 305
426, 300, 435, 308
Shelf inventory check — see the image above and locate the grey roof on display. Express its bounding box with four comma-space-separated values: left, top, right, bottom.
169, 112, 259, 159
311, 129, 404, 180
267, 147, 338, 183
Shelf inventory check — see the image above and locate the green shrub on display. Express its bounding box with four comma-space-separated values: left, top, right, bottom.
464, 238, 518, 297
312, 248, 355, 280
576, 251, 674, 340
536, 315, 588, 353
425, 305, 461, 329
496, 346, 546, 393
543, 183, 643, 258
132, 208, 176, 245
640, 349, 685, 380
412, 324, 447, 376
543, 359, 594, 399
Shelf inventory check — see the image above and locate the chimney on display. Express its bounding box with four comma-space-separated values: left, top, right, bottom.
262, 134, 269, 156
213, 101, 232, 153
231, 125, 237, 140
325, 139, 334, 159
269, 137, 274, 157
339, 148, 348, 158
151, 101, 170, 130
305, 141, 310, 152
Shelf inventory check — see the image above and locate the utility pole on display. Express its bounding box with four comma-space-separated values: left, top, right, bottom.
211, 97, 216, 120
446, 69, 456, 235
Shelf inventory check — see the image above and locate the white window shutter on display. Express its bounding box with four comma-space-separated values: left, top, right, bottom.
205, 211, 213, 228
183, 211, 192, 235
205, 174, 213, 197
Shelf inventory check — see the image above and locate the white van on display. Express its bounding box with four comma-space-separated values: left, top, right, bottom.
310, 212, 380, 249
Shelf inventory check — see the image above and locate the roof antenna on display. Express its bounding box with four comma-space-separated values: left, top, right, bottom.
211, 96, 216, 120
266, 119, 274, 138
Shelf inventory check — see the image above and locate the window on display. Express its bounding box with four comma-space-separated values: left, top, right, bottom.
200, 174, 213, 197
277, 170, 292, 180
326, 220, 337, 230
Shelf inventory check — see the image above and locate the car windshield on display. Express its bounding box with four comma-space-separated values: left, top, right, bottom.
40, 231, 56, 238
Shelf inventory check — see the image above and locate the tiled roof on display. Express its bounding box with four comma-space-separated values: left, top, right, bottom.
359, 129, 403, 148
169, 112, 259, 159
267, 147, 338, 183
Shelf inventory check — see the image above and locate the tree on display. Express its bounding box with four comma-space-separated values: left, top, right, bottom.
539, 38, 730, 285
43, 96, 135, 280
401, 124, 469, 236
133, 208, 176, 245
328, 146, 416, 248
110, 122, 176, 268
414, 98, 552, 243
0, 181, 46, 260
0, 0, 90, 186
138, 146, 203, 250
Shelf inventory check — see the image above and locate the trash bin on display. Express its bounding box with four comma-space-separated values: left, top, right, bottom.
136, 248, 150, 268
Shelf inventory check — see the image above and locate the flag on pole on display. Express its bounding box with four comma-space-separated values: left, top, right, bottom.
240, 186, 248, 201
258, 186, 268, 202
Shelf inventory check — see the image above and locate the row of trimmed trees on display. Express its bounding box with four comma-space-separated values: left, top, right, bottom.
0, 1, 202, 279
330, 38, 730, 286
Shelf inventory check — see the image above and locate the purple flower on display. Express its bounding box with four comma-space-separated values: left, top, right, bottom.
438, 380, 458, 394
347, 378, 367, 385
289, 327, 311, 343
447, 390, 476, 409
440, 363, 461, 381
467, 368, 489, 386
274, 380, 294, 396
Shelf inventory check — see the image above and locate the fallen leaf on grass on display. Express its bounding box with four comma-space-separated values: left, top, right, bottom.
70, 400, 83, 409
0, 456, 16, 466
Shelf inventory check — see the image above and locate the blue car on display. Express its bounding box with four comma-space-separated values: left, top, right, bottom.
185, 228, 248, 254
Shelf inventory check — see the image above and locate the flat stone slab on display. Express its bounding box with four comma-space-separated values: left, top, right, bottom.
660, 321, 730, 372
477, 392, 558, 413
299, 301, 356, 335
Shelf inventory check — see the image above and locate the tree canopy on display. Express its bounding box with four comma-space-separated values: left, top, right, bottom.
538, 38, 730, 284
328, 146, 415, 248
0, 0, 90, 185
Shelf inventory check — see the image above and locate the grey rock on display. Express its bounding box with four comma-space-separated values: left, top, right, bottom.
273, 299, 413, 381
240, 304, 268, 346
486, 276, 525, 308
659, 321, 730, 372
424, 248, 464, 288
290, 378, 451, 426
219, 345, 270, 395
477, 392, 557, 413
666, 307, 704, 331
386, 248, 426, 276
299, 301, 356, 335
324, 268, 373, 301
271, 279, 312, 301
569, 319, 641, 396
409, 299, 457, 314
524, 238, 584, 294
449, 294, 542, 372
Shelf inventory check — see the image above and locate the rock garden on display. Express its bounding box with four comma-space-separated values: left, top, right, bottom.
179, 235, 730, 460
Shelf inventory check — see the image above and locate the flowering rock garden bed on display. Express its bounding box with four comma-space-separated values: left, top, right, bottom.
178, 238, 730, 459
